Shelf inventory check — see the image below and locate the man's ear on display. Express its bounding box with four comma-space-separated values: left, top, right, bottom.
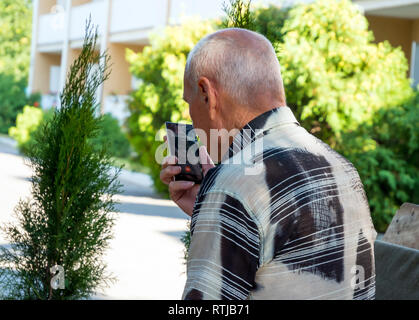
198, 76, 217, 120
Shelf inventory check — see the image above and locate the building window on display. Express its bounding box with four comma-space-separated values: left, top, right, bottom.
49, 65, 61, 94
410, 41, 419, 89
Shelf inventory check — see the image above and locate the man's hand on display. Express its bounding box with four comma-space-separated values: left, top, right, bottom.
160, 145, 215, 216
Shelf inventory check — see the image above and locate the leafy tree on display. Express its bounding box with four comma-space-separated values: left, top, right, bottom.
126, 19, 215, 194
0, 0, 39, 134
222, 0, 254, 30
253, 4, 289, 44
0, 75, 28, 133
8, 105, 44, 155
340, 93, 419, 232
0, 0, 32, 79
279, 0, 412, 146
91, 113, 131, 159
0, 22, 121, 299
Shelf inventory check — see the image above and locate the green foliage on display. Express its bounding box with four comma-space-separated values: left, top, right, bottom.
91, 113, 131, 159
222, 0, 254, 30
0, 0, 32, 79
0, 22, 121, 299
0, 74, 28, 133
339, 93, 419, 232
10, 107, 131, 159
253, 4, 289, 44
8, 105, 44, 155
0, 0, 39, 134
0, 75, 41, 134
279, 0, 413, 146
126, 19, 215, 195
180, 221, 191, 264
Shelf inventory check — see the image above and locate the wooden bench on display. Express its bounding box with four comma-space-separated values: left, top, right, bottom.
374, 203, 419, 300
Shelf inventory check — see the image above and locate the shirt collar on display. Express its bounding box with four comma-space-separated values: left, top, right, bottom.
222, 106, 300, 161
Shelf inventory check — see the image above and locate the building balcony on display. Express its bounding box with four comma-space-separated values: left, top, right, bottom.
109, 0, 167, 44
70, 1, 107, 44
37, 0, 173, 50
36, 0, 229, 51
37, 0, 106, 51
37, 10, 66, 50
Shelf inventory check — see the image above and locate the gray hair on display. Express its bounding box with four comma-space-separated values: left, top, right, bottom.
185, 28, 284, 106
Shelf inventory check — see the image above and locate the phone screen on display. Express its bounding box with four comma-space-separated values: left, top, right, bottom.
165, 122, 203, 183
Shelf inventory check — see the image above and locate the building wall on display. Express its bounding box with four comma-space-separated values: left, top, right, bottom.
32, 53, 62, 94
103, 43, 144, 97
38, 0, 57, 15
410, 19, 419, 42
72, 0, 91, 6
366, 15, 414, 67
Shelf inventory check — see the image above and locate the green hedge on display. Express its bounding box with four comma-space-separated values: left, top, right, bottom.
0, 0, 36, 134
8, 105, 47, 155
340, 92, 419, 232
0, 74, 41, 134
91, 113, 131, 159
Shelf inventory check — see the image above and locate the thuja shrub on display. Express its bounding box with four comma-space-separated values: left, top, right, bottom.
0, 21, 121, 300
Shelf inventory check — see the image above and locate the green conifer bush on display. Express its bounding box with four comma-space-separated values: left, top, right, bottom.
0, 21, 121, 300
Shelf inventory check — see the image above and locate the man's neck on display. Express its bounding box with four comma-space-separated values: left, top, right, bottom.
217, 101, 286, 162
230, 101, 286, 132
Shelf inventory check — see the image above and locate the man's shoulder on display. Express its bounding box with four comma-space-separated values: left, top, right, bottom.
198, 162, 267, 196
198, 131, 362, 209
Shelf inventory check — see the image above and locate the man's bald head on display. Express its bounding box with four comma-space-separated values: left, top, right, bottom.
185, 28, 286, 107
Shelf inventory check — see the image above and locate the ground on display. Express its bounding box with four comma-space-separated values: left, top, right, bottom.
0, 136, 188, 299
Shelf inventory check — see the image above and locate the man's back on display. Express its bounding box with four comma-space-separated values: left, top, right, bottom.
183, 107, 377, 300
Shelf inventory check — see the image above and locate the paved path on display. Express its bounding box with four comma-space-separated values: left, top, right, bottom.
0, 136, 188, 299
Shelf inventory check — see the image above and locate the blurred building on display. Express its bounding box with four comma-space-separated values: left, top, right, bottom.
28, 0, 228, 120
28, 0, 419, 121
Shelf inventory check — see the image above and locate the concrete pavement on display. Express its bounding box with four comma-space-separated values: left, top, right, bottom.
0, 136, 188, 299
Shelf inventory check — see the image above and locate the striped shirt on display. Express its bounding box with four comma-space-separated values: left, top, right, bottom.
182, 106, 377, 300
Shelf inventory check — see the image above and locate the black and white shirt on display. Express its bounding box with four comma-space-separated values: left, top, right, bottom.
182, 106, 377, 300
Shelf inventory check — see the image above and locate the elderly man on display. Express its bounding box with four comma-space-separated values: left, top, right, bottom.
160, 28, 377, 300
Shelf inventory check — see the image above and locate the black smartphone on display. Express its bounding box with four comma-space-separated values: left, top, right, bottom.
165, 122, 203, 184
